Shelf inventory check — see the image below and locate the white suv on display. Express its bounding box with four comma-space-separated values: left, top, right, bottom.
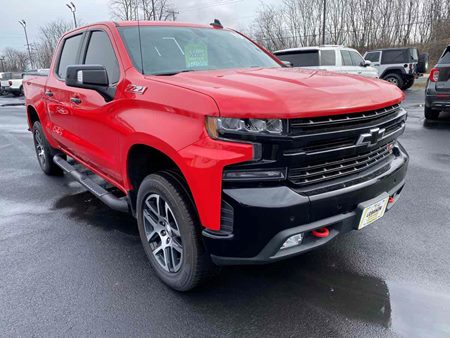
273, 46, 378, 78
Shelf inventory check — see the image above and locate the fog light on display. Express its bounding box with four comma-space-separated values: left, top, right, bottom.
280, 233, 303, 250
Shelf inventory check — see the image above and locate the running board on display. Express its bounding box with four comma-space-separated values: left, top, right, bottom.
53, 155, 129, 213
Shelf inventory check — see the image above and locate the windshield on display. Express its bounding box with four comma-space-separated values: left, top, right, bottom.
119, 26, 281, 75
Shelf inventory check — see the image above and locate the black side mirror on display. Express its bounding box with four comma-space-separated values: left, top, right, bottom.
282, 60, 293, 67
65, 65, 115, 101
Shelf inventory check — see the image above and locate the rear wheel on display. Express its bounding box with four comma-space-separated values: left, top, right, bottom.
32, 121, 63, 175
402, 78, 414, 90
424, 107, 440, 120
136, 172, 217, 291
383, 73, 404, 89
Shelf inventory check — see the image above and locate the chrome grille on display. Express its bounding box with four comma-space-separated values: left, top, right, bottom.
288, 144, 393, 186
290, 104, 401, 133
285, 104, 406, 190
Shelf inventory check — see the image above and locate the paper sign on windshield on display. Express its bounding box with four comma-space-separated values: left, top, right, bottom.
184, 43, 208, 68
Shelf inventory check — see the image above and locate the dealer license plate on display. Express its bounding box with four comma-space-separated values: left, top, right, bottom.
358, 197, 389, 230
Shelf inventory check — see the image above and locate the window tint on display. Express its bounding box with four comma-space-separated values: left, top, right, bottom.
57, 34, 83, 78
349, 51, 364, 66
320, 50, 335, 66
381, 50, 409, 64
277, 51, 319, 67
438, 48, 450, 64
84, 31, 120, 84
340, 50, 352, 66
365, 52, 380, 62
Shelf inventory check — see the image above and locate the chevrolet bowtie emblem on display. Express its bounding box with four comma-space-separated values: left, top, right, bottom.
356, 127, 385, 146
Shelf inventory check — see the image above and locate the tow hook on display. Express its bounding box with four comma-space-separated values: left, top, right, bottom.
311, 227, 330, 238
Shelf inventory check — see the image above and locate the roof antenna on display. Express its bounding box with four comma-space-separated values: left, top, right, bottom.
136, 0, 144, 74
210, 19, 223, 29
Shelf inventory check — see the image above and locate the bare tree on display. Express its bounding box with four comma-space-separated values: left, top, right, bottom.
111, 0, 139, 20
33, 19, 73, 68
110, 0, 176, 21
251, 0, 450, 55
1, 48, 29, 72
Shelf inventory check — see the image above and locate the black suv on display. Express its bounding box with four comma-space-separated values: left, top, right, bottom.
425, 46, 450, 120
364, 48, 429, 90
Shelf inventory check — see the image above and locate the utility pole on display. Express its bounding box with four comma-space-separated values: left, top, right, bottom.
19, 20, 33, 69
167, 9, 179, 21
66, 2, 77, 28
322, 0, 326, 45
0, 57, 5, 72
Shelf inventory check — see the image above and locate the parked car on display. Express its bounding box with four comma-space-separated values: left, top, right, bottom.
364, 47, 429, 90
273, 46, 378, 78
5, 73, 24, 96
0, 72, 12, 95
24, 21, 408, 291
425, 46, 450, 120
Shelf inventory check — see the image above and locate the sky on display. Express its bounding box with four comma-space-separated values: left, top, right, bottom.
0, 0, 277, 52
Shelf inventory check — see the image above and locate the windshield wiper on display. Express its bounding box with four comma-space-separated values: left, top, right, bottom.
153, 69, 196, 76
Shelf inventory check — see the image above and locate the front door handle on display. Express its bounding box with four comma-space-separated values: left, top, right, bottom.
70, 97, 82, 104
45, 90, 53, 97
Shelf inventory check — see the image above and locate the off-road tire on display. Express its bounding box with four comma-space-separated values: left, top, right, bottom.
417, 53, 429, 74
383, 73, 404, 89
136, 172, 218, 291
32, 121, 64, 175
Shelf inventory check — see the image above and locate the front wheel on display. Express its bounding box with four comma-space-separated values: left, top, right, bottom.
136, 172, 217, 291
32, 121, 63, 175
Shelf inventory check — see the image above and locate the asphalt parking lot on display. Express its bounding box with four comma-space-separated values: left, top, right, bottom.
0, 90, 449, 338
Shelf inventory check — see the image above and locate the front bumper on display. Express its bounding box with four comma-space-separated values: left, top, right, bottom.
203, 144, 409, 265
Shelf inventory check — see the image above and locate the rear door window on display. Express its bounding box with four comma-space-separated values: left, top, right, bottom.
381, 50, 408, 64
276, 51, 319, 67
340, 50, 352, 66
320, 50, 336, 66
365, 52, 380, 63
57, 34, 83, 79
84, 31, 120, 85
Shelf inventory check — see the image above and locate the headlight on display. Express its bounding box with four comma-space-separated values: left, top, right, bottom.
206, 117, 285, 139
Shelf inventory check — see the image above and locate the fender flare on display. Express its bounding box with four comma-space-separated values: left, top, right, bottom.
380, 66, 407, 79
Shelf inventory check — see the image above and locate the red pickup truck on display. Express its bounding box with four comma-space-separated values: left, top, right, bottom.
24, 21, 408, 291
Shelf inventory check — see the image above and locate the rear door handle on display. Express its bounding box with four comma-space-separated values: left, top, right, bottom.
45, 90, 53, 97
70, 97, 82, 104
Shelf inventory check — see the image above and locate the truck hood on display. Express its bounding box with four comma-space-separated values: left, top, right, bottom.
149, 67, 404, 118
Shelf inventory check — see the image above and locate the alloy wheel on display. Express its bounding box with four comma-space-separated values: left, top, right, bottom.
143, 193, 183, 273
34, 129, 46, 168
386, 77, 398, 86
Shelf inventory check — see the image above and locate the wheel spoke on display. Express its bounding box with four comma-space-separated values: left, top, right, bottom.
163, 246, 171, 271
153, 244, 164, 257
170, 239, 183, 254
170, 247, 178, 271
145, 195, 160, 219
163, 200, 170, 222
143, 209, 159, 228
